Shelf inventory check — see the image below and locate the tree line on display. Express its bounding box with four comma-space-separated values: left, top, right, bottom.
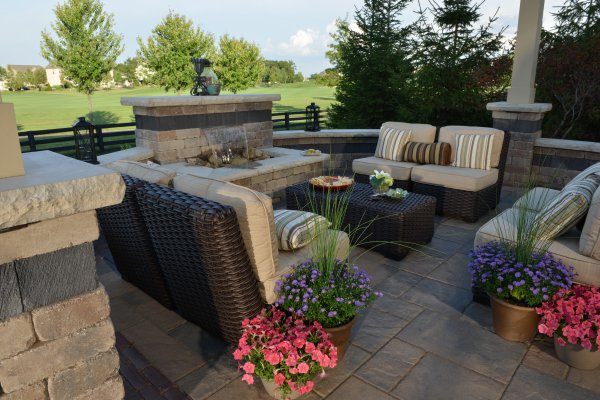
327, 0, 599, 140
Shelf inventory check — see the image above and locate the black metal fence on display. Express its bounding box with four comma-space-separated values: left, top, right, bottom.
18, 110, 330, 156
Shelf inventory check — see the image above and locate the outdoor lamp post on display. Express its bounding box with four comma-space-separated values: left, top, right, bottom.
305, 102, 321, 132
72, 116, 98, 164
191, 58, 221, 96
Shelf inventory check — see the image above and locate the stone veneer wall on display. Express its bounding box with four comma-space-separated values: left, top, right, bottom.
122, 96, 280, 165
531, 138, 600, 189
273, 130, 379, 174
0, 152, 125, 399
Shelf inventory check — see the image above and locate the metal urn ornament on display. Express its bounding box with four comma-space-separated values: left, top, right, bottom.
305, 102, 321, 132
72, 116, 98, 164
191, 58, 221, 96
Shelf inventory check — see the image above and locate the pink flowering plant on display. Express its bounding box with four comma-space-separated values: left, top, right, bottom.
469, 241, 574, 307
537, 283, 600, 351
275, 259, 382, 328
233, 307, 337, 399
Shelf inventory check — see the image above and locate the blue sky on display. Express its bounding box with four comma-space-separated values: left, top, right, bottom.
0, 0, 565, 76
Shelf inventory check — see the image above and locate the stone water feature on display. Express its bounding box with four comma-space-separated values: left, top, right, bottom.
118, 95, 328, 201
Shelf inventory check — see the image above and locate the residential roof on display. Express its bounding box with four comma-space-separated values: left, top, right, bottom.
6, 64, 44, 72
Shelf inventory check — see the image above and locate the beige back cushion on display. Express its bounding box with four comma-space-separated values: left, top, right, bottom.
106, 160, 176, 186
173, 174, 279, 300
580, 185, 600, 260
439, 126, 505, 168
381, 122, 436, 144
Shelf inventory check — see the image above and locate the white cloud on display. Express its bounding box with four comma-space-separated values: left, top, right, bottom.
279, 29, 320, 56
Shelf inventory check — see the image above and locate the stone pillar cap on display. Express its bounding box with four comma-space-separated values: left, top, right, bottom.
486, 102, 552, 113
121, 94, 281, 107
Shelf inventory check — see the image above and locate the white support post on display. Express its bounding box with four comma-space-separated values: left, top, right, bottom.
507, 0, 545, 104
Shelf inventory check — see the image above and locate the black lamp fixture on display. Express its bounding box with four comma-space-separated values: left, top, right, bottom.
305, 102, 321, 132
72, 116, 98, 164
190, 58, 221, 96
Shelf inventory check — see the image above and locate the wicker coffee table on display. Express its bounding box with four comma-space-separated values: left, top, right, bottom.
285, 182, 436, 260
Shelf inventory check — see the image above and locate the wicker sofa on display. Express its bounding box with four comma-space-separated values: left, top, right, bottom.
97, 161, 350, 343
353, 122, 510, 222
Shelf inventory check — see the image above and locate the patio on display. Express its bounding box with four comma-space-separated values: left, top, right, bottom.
96, 191, 600, 400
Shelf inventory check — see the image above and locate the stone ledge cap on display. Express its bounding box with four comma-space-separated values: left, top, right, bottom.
274, 129, 380, 139
121, 94, 281, 107
535, 137, 600, 154
487, 102, 552, 113
0, 151, 125, 229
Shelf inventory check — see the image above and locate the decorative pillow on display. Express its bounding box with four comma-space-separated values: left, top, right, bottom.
536, 174, 600, 241
374, 127, 411, 161
580, 185, 600, 259
403, 141, 451, 165
274, 210, 330, 251
452, 133, 494, 170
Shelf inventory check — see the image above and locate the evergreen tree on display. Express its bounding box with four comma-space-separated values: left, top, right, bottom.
137, 11, 215, 94
41, 0, 123, 115
412, 0, 507, 126
215, 35, 264, 94
537, 0, 600, 139
328, 1, 414, 128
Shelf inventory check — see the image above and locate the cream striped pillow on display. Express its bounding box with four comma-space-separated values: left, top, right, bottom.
452, 133, 494, 170
274, 210, 330, 251
374, 127, 411, 161
536, 174, 600, 241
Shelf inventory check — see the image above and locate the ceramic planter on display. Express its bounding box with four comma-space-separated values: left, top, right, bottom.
554, 336, 600, 370
490, 296, 540, 342
261, 378, 303, 399
324, 317, 356, 362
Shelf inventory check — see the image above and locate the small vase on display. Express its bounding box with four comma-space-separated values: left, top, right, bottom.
490, 296, 540, 342
261, 378, 303, 399
324, 317, 356, 362
553, 336, 600, 370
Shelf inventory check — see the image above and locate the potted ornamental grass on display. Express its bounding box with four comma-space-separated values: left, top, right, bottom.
469, 241, 574, 342
233, 307, 337, 399
537, 283, 600, 369
275, 259, 382, 360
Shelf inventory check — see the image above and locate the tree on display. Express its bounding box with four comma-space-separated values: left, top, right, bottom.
114, 57, 141, 86
411, 0, 508, 126
41, 0, 123, 116
137, 11, 215, 94
215, 35, 264, 94
5, 69, 25, 91
328, 1, 415, 128
536, 0, 600, 139
31, 68, 48, 90
262, 60, 298, 84
313, 68, 339, 87
0, 66, 7, 81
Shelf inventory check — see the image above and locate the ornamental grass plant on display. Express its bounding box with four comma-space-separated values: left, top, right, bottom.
537, 283, 600, 350
233, 307, 337, 399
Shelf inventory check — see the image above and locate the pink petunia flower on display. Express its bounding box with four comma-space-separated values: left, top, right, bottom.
297, 362, 309, 374
275, 373, 285, 386
242, 362, 255, 374
242, 374, 254, 385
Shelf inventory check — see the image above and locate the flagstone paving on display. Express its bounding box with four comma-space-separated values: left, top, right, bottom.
94, 196, 600, 400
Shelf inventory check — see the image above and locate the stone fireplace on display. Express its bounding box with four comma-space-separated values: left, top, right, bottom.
119, 95, 328, 201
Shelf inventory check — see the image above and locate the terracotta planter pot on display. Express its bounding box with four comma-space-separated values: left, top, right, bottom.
261, 378, 303, 399
554, 336, 600, 370
324, 317, 356, 362
490, 296, 540, 342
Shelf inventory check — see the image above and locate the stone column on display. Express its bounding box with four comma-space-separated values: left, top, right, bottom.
0, 151, 126, 399
487, 102, 552, 190
0, 99, 25, 179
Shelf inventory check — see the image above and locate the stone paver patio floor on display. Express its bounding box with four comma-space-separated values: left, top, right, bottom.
94, 196, 600, 400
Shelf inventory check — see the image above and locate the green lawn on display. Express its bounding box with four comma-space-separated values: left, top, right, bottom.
2, 83, 336, 131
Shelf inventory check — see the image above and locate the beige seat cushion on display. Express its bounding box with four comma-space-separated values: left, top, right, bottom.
173, 174, 279, 302
439, 126, 505, 168
352, 157, 417, 181
106, 160, 176, 186
513, 187, 560, 212
475, 208, 600, 287
411, 164, 499, 192
580, 186, 600, 260
268, 229, 350, 302
381, 122, 436, 143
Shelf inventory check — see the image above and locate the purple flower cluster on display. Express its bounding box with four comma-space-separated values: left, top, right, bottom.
469, 241, 575, 307
275, 259, 382, 328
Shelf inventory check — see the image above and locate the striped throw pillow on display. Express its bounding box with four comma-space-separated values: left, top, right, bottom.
403, 142, 451, 165
374, 128, 411, 161
536, 174, 600, 240
453, 133, 494, 170
274, 210, 330, 251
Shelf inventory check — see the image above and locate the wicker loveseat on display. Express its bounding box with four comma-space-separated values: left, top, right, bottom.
353, 122, 510, 222
97, 161, 350, 343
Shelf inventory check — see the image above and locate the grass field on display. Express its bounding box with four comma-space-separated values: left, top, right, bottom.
1, 82, 337, 131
